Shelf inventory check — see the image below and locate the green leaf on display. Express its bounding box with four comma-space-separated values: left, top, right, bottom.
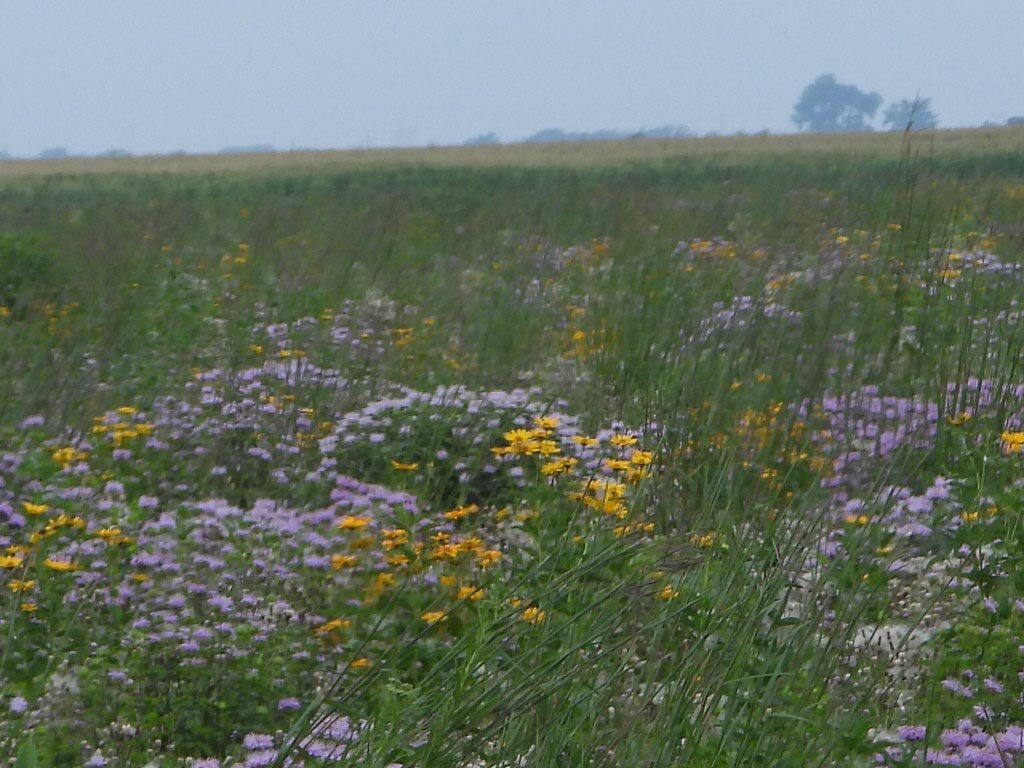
15, 739, 39, 768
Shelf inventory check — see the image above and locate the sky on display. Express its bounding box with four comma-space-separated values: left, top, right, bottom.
2, 1, 1023, 156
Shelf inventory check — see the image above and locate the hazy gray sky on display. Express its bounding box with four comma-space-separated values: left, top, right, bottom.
2, 1, 1022, 155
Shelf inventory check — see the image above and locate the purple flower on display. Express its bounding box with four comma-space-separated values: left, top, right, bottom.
9, 696, 28, 714
278, 697, 301, 711
898, 725, 926, 741
244, 750, 276, 767
243, 733, 275, 750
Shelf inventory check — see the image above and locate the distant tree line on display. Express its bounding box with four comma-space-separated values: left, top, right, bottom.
464, 125, 694, 146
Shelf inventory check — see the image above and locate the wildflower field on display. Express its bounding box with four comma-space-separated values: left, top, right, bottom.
4, 129, 1024, 766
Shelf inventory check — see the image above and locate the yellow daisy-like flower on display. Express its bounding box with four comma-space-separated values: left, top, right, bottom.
390, 461, 419, 471
520, 606, 546, 625
444, 504, 479, 522
609, 434, 638, 448
337, 516, 372, 531
20, 602, 38, 613
1001, 431, 1024, 454
541, 457, 577, 476
421, 610, 447, 625
604, 459, 633, 472
457, 585, 485, 601
0, 555, 25, 569
21, 502, 49, 516
477, 549, 502, 570
331, 554, 358, 570
43, 559, 79, 572
504, 428, 538, 444
314, 618, 352, 637
8, 579, 35, 593
351, 657, 372, 669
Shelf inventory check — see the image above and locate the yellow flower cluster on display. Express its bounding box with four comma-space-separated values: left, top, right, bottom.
493, 428, 561, 458
569, 479, 629, 519
30, 513, 86, 544
51, 446, 90, 468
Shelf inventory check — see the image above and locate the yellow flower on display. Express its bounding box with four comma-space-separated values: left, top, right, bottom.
541, 457, 577, 476
520, 606, 546, 625
331, 554, 358, 570
457, 585, 485, 601
444, 504, 480, 522
51, 446, 89, 467
609, 434, 638, 448
501, 429, 541, 455
421, 610, 447, 625
8, 579, 35, 593
20, 602, 38, 613
0, 555, 25, 569
533, 416, 560, 431
381, 528, 409, 548
43, 559, 79, 572
630, 451, 654, 466
351, 657, 372, 669
116, 406, 138, 416
314, 618, 353, 641
658, 585, 678, 601
390, 461, 419, 471
689, 532, 719, 548
477, 549, 502, 570
96, 527, 134, 545
21, 502, 49, 516
604, 459, 633, 472
537, 440, 561, 456
571, 435, 598, 447
1001, 431, 1024, 454
337, 515, 372, 531
946, 411, 972, 426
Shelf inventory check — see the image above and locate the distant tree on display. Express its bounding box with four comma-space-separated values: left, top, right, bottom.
882, 97, 938, 131
641, 124, 694, 139
792, 74, 882, 133
464, 132, 501, 145
220, 144, 275, 155
38, 147, 68, 159
1007, 116, 1024, 126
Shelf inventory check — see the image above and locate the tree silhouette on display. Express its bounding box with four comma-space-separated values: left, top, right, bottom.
792, 74, 882, 133
882, 98, 938, 131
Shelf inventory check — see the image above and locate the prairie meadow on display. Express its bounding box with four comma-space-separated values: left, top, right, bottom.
3, 128, 1024, 766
